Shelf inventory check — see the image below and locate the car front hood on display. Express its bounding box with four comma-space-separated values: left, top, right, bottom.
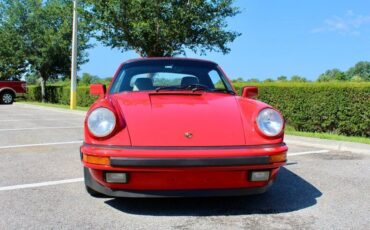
111, 92, 246, 146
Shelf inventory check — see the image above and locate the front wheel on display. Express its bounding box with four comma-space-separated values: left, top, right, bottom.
0, 91, 14, 104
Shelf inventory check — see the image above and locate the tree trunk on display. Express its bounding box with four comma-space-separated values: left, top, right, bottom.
40, 77, 46, 103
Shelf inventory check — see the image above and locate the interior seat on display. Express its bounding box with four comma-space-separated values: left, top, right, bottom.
133, 78, 154, 91
181, 76, 199, 87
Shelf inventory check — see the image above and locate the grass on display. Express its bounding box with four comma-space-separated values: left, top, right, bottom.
17, 101, 89, 111
17, 101, 370, 145
285, 125, 370, 145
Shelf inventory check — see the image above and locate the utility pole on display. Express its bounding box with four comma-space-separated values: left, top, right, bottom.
70, 0, 78, 110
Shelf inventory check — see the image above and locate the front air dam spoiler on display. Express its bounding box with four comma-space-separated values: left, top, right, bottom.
84, 167, 273, 198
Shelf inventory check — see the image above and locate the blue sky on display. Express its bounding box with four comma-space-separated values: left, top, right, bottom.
79, 0, 370, 81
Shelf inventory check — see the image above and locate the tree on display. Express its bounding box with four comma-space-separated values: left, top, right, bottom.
232, 77, 245, 83
317, 68, 346, 82
0, 27, 28, 80
25, 73, 39, 85
346, 61, 370, 81
247, 78, 260, 82
277, 75, 287, 82
0, 2, 28, 80
350, 75, 365, 82
0, 0, 92, 102
85, 0, 241, 57
290, 75, 307, 82
80, 72, 99, 85
101, 77, 113, 85
264, 78, 274, 82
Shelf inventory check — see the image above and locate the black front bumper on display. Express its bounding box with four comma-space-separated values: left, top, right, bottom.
84, 167, 273, 198
110, 155, 270, 167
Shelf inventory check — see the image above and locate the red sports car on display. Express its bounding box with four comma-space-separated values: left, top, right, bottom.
81, 58, 288, 197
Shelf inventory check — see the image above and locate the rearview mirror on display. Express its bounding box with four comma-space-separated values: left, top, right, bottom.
90, 84, 106, 98
242, 86, 258, 99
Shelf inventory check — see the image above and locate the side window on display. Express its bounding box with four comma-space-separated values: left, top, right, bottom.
208, 70, 226, 89
110, 70, 125, 93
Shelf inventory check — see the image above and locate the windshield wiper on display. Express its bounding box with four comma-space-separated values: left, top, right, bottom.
208, 88, 236, 95
155, 84, 235, 95
155, 86, 183, 92
182, 84, 210, 92
155, 84, 208, 92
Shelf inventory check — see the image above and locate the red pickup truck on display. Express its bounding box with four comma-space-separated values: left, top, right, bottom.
0, 79, 27, 104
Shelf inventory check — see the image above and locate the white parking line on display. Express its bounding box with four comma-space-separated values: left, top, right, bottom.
0, 178, 84, 191
288, 149, 330, 156
0, 118, 83, 122
14, 104, 86, 116
0, 149, 332, 192
0, 126, 83, 132
0, 141, 82, 149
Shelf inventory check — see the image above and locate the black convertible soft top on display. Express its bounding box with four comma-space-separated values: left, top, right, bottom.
121, 57, 218, 68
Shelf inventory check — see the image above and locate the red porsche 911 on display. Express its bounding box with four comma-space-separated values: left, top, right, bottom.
80, 58, 288, 197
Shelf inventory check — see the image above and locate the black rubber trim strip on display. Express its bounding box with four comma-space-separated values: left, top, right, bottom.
84, 167, 272, 198
82, 142, 286, 151
110, 156, 270, 167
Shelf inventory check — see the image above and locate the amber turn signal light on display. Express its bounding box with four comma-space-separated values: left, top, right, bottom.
83, 154, 110, 165
269, 152, 287, 163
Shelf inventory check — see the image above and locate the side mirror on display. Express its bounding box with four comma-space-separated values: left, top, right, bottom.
90, 84, 106, 98
242, 86, 258, 99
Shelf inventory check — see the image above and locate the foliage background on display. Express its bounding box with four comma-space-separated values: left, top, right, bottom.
25, 82, 370, 137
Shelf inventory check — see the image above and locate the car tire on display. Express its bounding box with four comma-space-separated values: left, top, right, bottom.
85, 185, 107, 198
0, 91, 15, 104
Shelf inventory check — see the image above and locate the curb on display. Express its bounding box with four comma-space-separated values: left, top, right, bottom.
285, 135, 370, 154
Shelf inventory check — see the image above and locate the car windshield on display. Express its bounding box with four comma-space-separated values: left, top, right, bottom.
109, 59, 234, 94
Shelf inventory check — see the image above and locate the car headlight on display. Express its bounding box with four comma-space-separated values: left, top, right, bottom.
256, 108, 284, 137
87, 107, 116, 137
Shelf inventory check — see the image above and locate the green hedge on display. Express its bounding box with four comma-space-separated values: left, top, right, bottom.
26, 83, 370, 137
26, 85, 97, 107
233, 82, 370, 137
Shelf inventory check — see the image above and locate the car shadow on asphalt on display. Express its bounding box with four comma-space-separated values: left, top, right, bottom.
104, 167, 322, 216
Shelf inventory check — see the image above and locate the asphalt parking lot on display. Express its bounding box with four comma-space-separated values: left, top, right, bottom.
0, 103, 369, 230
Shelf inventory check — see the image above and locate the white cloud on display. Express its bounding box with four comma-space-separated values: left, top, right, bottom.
311, 11, 370, 35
